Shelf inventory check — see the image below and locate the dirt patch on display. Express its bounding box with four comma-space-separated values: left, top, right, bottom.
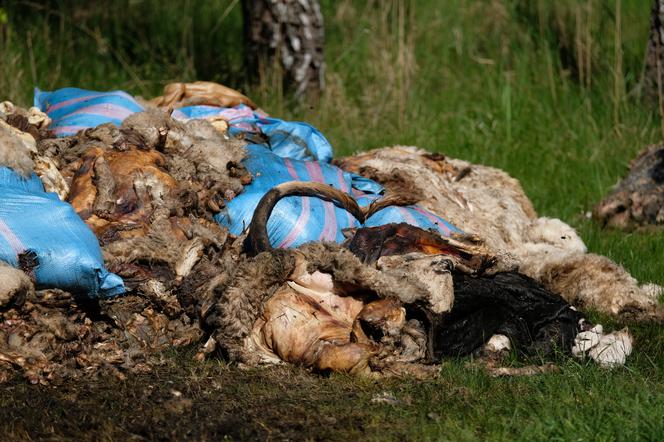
0, 348, 406, 441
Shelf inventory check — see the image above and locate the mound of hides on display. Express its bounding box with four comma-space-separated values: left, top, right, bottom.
0, 83, 655, 383
594, 143, 664, 230
211, 225, 586, 377
337, 147, 663, 318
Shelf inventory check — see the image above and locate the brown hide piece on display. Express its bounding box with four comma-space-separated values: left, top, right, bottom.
68, 146, 178, 236
594, 144, 664, 230
214, 236, 478, 376
150, 81, 257, 110
347, 223, 495, 273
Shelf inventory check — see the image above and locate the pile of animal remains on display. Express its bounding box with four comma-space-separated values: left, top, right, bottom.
0, 85, 661, 385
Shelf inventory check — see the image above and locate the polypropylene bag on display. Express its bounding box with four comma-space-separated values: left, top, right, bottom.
240, 144, 383, 193
235, 117, 333, 163
217, 191, 362, 248
34, 87, 144, 137
0, 168, 46, 194
171, 104, 257, 128
216, 144, 461, 248
0, 167, 124, 298
34, 86, 334, 163
174, 104, 333, 162
215, 144, 371, 247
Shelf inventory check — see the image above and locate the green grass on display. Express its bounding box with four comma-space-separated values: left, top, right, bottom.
1, 0, 663, 440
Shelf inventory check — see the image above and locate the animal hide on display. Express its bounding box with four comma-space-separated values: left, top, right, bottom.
337, 146, 663, 319
149, 81, 257, 110
594, 144, 664, 230
0, 288, 201, 384
1, 112, 69, 198
211, 226, 584, 376
0, 108, 251, 383
210, 241, 455, 375
37, 110, 251, 290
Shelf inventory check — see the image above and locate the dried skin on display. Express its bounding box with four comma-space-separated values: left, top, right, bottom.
53, 110, 249, 290
150, 81, 257, 109
0, 119, 35, 177
338, 146, 663, 319
68, 146, 177, 233
594, 144, 664, 230
214, 242, 461, 376
254, 277, 373, 373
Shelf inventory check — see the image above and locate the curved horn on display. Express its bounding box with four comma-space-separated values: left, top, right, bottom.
244, 181, 365, 256
362, 194, 420, 220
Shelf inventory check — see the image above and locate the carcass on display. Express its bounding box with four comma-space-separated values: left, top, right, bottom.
336, 146, 663, 319
209, 181, 592, 377
594, 143, 664, 230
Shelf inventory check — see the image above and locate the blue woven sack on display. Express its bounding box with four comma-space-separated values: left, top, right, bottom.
216, 144, 461, 248
34, 87, 144, 137
0, 167, 124, 298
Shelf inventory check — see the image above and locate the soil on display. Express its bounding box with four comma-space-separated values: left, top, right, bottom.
0, 347, 406, 441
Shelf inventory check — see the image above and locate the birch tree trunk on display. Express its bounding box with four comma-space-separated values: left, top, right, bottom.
241, 0, 325, 99
643, 0, 664, 103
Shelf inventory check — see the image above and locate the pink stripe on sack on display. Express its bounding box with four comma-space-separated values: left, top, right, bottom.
336, 168, 356, 227
230, 122, 259, 132
319, 200, 337, 241
397, 206, 418, 226
220, 107, 256, 122
302, 162, 338, 242
46, 91, 129, 112
335, 168, 349, 192
411, 205, 453, 235
304, 161, 325, 183
171, 109, 188, 120
67, 103, 136, 120
352, 187, 365, 198
277, 196, 311, 248
283, 158, 300, 180
0, 218, 25, 255
52, 125, 89, 136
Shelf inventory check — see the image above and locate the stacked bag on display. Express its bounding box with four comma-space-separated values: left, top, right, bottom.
0, 159, 124, 299
216, 143, 460, 248
34, 86, 461, 250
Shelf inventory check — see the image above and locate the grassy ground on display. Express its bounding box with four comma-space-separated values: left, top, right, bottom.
1, 0, 663, 440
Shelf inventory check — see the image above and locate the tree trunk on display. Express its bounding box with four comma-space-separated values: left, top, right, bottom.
241, 0, 325, 99
643, 0, 664, 103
